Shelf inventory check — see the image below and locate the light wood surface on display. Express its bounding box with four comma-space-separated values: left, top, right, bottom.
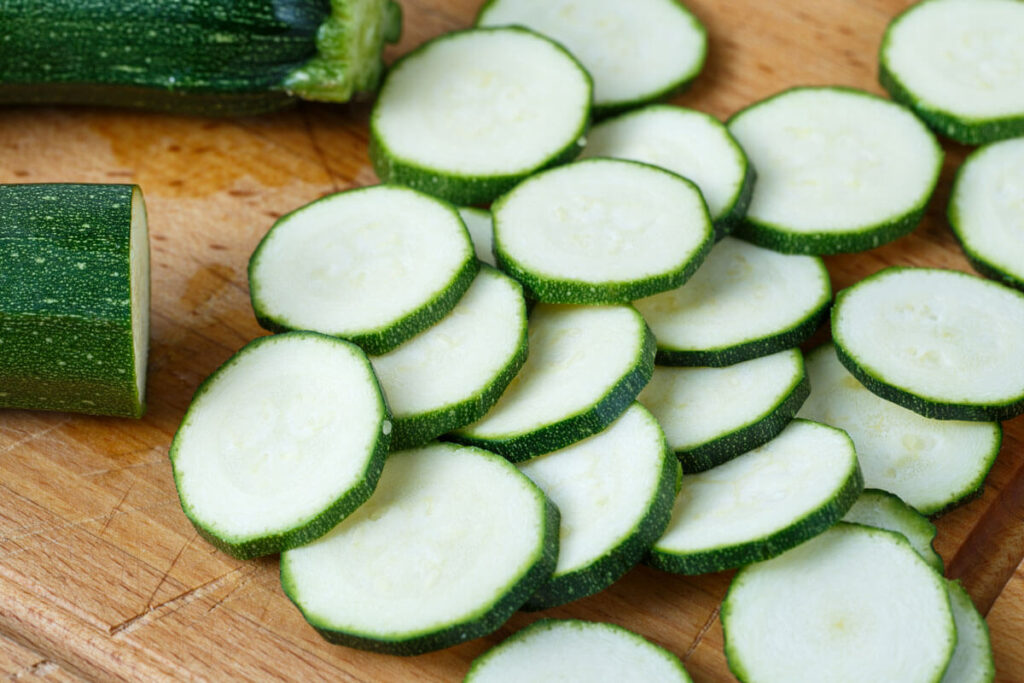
0, 0, 1021, 680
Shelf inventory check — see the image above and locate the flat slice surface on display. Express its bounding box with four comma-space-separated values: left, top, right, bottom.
833, 267, 1024, 420
450, 303, 654, 461
476, 0, 705, 112
727, 87, 942, 253
949, 137, 1024, 289
280, 442, 557, 655
842, 489, 943, 571
248, 185, 475, 355
494, 158, 712, 303
370, 267, 527, 449
465, 619, 692, 683
799, 344, 1000, 515
458, 207, 496, 266
170, 332, 389, 559
638, 349, 808, 472
649, 419, 862, 574
942, 581, 995, 683
722, 523, 956, 683
634, 237, 830, 366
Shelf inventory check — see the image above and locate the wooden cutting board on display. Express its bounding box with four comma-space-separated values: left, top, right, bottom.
0, 0, 1021, 679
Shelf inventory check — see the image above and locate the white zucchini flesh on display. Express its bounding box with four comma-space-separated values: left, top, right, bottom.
465, 619, 693, 683
942, 581, 995, 683
493, 158, 712, 303
634, 237, 829, 365
581, 105, 750, 226
280, 443, 556, 654
799, 344, 1000, 515
842, 490, 943, 572
458, 207, 496, 267
722, 524, 956, 683
833, 267, 1024, 419
476, 0, 705, 111
949, 137, 1024, 289
129, 188, 150, 408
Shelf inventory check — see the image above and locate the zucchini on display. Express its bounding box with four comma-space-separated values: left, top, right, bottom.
0, 0, 402, 115
843, 489, 944, 572
465, 619, 693, 683
943, 580, 995, 683
0, 184, 149, 418
458, 207, 497, 267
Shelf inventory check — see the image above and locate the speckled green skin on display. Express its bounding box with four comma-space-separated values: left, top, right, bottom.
0, 184, 145, 417
170, 332, 391, 560
0, 0, 401, 114
714, 160, 757, 242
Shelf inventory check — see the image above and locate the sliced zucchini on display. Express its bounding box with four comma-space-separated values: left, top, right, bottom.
370, 267, 528, 450
637, 349, 809, 473
465, 619, 693, 683
476, 0, 706, 115
634, 237, 830, 366
280, 442, 559, 656
843, 489, 943, 572
517, 404, 678, 610
170, 332, 390, 559
449, 303, 655, 462
727, 87, 943, 254
648, 419, 862, 575
798, 343, 1001, 515
493, 158, 713, 304
722, 523, 956, 683
370, 27, 591, 205
832, 267, 1024, 421
880, 0, 1024, 145
0, 183, 149, 418
458, 207, 496, 267
948, 136, 1024, 290
248, 185, 477, 355
943, 581, 995, 683
581, 105, 754, 239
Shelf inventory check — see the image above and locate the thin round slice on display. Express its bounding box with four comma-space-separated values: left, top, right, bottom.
517, 404, 678, 610
494, 158, 713, 304
582, 105, 754, 239
465, 619, 692, 683
880, 0, 1024, 144
476, 0, 706, 115
170, 332, 390, 559
458, 207, 496, 267
370, 27, 591, 205
722, 523, 956, 683
248, 185, 477, 355
280, 442, 559, 656
648, 419, 862, 575
843, 489, 943, 572
449, 303, 655, 462
638, 349, 809, 473
949, 136, 1024, 290
370, 267, 528, 450
798, 343, 1001, 515
832, 267, 1024, 421
727, 87, 942, 254
634, 237, 830, 366
943, 581, 995, 683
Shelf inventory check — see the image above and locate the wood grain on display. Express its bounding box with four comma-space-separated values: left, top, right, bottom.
0, 0, 1021, 680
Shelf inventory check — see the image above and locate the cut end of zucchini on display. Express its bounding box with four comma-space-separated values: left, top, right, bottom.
130, 186, 150, 416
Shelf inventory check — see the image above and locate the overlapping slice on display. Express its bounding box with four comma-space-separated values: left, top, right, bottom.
458, 207, 497, 266
842, 489, 943, 572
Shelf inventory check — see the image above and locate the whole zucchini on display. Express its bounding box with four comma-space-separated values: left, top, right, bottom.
0, 0, 402, 115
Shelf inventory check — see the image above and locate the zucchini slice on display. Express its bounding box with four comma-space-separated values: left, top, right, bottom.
634, 237, 830, 367
280, 442, 559, 656
798, 343, 1001, 515
581, 105, 755, 239
517, 404, 678, 610
727, 87, 943, 254
0, 184, 149, 418
493, 158, 713, 304
948, 137, 1024, 290
465, 619, 693, 683
370, 27, 591, 206
170, 332, 390, 559
476, 0, 706, 115
248, 185, 477, 355
648, 419, 862, 575
832, 267, 1024, 421
880, 0, 1024, 145
458, 207, 497, 267
637, 349, 809, 473
943, 581, 996, 683
370, 267, 528, 450
449, 303, 655, 462
722, 523, 956, 683
843, 489, 944, 572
